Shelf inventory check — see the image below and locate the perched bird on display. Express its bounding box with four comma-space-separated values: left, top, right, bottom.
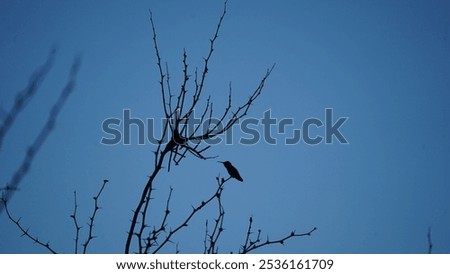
219, 161, 243, 182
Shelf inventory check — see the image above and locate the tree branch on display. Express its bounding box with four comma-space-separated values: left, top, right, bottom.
1, 197, 58, 254
240, 218, 317, 254
204, 179, 226, 254
70, 191, 81, 254
152, 178, 230, 253
82, 179, 108, 254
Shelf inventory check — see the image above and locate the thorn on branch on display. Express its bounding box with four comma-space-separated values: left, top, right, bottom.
82, 179, 108, 254
2, 198, 57, 253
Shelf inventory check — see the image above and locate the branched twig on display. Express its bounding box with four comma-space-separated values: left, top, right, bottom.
155, 186, 173, 234
152, 178, 230, 254
205, 177, 226, 254
70, 191, 81, 254
240, 217, 317, 254
141, 186, 173, 254
0, 55, 82, 214
135, 182, 156, 254
82, 179, 108, 254
1, 197, 57, 254
124, 139, 172, 253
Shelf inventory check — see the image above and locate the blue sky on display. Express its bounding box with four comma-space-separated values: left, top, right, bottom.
1, 0, 449, 253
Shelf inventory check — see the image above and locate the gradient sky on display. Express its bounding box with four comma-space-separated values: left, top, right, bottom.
1, 0, 449, 254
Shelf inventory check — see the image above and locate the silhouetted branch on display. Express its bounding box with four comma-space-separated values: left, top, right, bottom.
1, 197, 57, 254
204, 177, 226, 254
0, 55, 82, 214
203, 220, 209, 254
136, 192, 152, 253
0, 48, 56, 151
140, 186, 173, 254
82, 179, 108, 254
242, 216, 256, 253
152, 178, 229, 254
148, 9, 169, 119
125, 139, 170, 253
240, 218, 317, 254
70, 191, 81, 254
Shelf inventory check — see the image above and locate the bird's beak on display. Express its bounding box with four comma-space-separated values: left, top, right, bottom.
217, 161, 224, 163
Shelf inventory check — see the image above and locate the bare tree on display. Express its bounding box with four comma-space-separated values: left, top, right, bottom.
124, 0, 315, 254
1, 1, 316, 254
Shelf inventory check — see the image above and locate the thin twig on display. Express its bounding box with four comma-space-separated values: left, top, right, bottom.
240, 218, 317, 254
205, 177, 226, 254
82, 179, 108, 254
70, 191, 81, 254
142, 186, 174, 254
136, 183, 155, 254
203, 220, 209, 254
152, 178, 230, 253
149, 9, 169, 118
1, 197, 57, 254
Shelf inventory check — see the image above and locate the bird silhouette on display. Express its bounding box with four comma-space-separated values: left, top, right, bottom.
219, 161, 243, 182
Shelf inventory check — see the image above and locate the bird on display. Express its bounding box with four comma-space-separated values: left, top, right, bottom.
219, 161, 243, 182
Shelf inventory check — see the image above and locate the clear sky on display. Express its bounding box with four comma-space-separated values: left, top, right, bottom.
1, 0, 449, 254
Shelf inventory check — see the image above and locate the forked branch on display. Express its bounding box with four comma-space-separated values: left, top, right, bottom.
240, 217, 317, 254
